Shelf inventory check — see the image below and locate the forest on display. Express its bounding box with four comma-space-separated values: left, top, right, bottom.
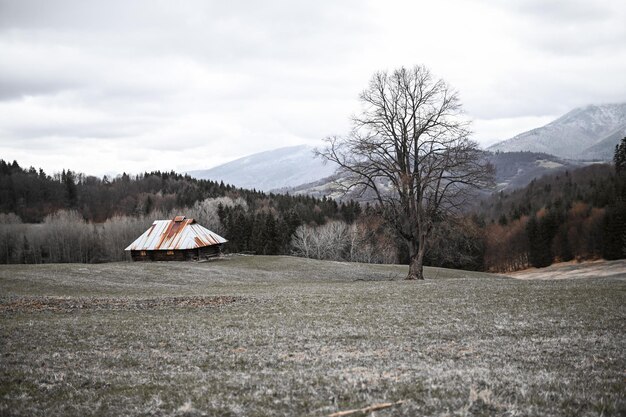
0, 159, 367, 264
1, 147, 625, 270
479, 163, 625, 271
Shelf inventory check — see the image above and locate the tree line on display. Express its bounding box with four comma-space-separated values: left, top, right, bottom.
0, 160, 369, 263
2, 160, 623, 270
1, 159, 241, 222
2, 138, 625, 269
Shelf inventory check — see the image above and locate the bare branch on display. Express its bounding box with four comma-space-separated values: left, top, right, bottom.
318, 65, 495, 280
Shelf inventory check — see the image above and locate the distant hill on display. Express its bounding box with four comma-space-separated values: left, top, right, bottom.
479, 162, 623, 222
187, 103, 625, 194
488, 103, 626, 160
281, 151, 584, 200
488, 151, 583, 191
188, 146, 582, 199
187, 145, 338, 191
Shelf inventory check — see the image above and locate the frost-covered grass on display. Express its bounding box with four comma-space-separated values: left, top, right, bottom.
1, 256, 624, 416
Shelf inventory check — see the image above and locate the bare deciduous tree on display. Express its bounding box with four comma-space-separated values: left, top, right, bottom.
187, 196, 248, 235
319, 65, 494, 280
291, 221, 348, 261
291, 219, 397, 264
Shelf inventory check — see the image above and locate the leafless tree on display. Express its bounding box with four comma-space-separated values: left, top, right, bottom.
318, 65, 494, 280
42, 210, 95, 263
186, 196, 248, 235
0, 213, 24, 263
291, 220, 397, 264
101, 214, 155, 261
291, 221, 348, 261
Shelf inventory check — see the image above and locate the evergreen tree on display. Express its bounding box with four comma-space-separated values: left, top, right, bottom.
62, 170, 78, 208
602, 202, 626, 260
615, 137, 626, 174
527, 216, 542, 267
264, 215, 279, 255
527, 213, 556, 268
144, 195, 153, 214
553, 226, 573, 262
250, 213, 266, 254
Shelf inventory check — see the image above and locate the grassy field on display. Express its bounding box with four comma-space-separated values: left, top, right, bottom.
1, 256, 624, 416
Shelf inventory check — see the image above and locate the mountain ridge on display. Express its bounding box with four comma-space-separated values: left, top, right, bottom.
279, 151, 584, 200
187, 103, 624, 195
487, 103, 626, 159
186, 145, 337, 191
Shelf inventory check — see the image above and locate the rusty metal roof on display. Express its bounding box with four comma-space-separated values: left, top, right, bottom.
125, 216, 227, 251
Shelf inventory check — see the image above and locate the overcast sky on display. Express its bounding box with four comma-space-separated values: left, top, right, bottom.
1, 0, 625, 176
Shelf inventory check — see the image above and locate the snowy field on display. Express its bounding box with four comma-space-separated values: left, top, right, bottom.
1, 256, 624, 416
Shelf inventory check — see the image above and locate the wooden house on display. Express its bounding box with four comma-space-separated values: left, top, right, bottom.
125, 216, 227, 261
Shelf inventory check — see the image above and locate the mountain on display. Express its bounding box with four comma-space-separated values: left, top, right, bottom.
282, 151, 584, 200
188, 103, 623, 194
487, 103, 626, 160
581, 126, 626, 160
187, 145, 338, 191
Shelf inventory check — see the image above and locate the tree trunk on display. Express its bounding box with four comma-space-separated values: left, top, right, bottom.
405, 239, 425, 280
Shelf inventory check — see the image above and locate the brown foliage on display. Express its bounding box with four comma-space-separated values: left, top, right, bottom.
484, 216, 529, 272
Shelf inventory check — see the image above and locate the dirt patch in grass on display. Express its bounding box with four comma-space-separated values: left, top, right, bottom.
508, 259, 626, 280
0, 295, 240, 313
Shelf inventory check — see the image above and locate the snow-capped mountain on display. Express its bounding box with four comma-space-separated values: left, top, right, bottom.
187, 145, 338, 191
488, 103, 626, 160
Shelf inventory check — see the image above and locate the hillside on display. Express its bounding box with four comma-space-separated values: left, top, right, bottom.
478, 163, 623, 222
487, 151, 582, 191
582, 126, 626, 160
187, 145, 338, 191
184, 104, 625, 194
283, 151, 584, 199
188, 148, 584, 198
479, 163, 626, 271
488, 103, 626, 160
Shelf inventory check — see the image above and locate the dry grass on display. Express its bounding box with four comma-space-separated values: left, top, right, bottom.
1, 256, 624, 416
508, 259, 626, 280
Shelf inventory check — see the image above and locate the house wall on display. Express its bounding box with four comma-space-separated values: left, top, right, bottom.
129, 245, 222, 262
130, 249, 188, 261
198, 245, 221, 259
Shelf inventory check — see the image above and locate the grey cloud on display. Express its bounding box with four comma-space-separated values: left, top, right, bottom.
486, 0, 626, 55
0, 0, 372, 103
1, 117, 156, 142
0, 78, 75, 100
0, 0, 370, 58
515, 0, 611, 22
0, 0, 624, 175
